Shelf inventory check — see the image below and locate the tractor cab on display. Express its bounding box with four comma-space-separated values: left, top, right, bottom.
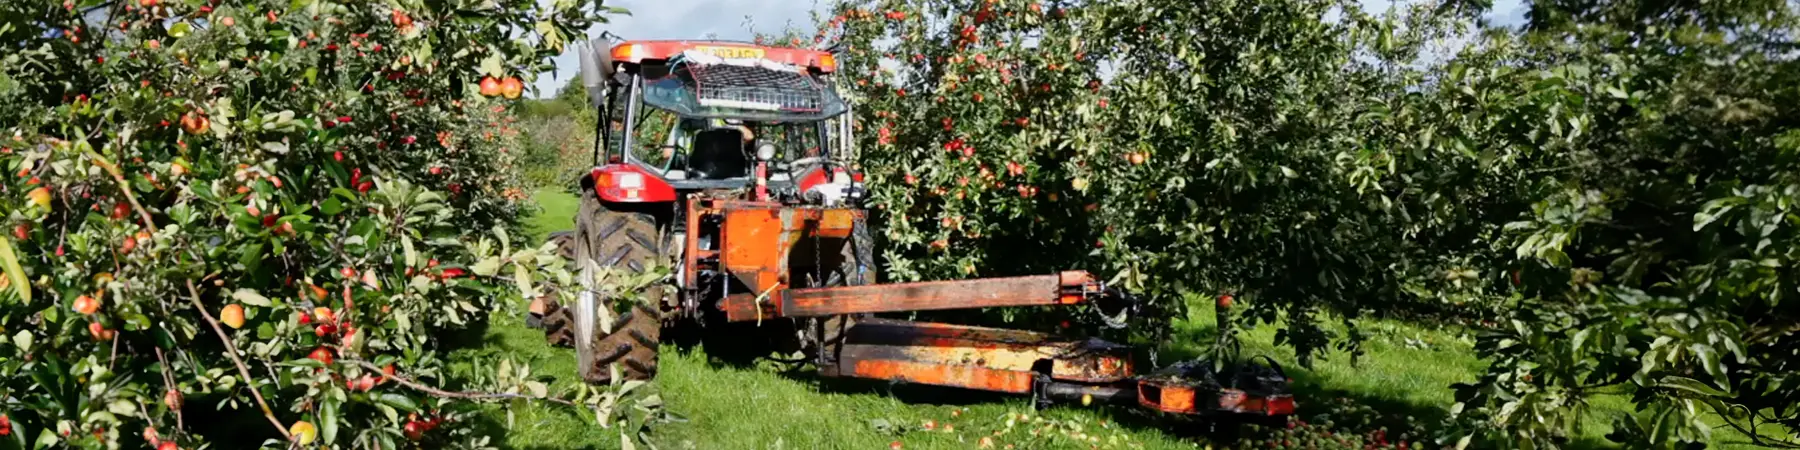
576, 39, 862, 206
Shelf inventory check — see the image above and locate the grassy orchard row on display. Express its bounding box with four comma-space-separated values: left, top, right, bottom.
0, 0, 635, 448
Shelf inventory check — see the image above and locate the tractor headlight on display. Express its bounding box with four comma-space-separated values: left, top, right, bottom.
756, 143, 777, 161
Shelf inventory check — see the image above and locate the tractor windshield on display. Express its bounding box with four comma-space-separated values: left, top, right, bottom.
640, 50, 848, 121
627, 112, 836, 182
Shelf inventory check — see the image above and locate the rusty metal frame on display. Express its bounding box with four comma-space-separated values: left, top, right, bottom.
706, 200, 859, 294
720, 271, 1104, 323
1137, 380, 1297, 417
824, 319, 1134, 394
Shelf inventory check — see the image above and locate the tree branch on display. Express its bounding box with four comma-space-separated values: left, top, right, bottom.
85, 149, 155, 232
340, 359, 577, 406
1707, 399, 1800, 448
184, 280, 294, 442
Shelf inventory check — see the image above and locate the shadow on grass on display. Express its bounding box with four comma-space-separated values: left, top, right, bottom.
436, 313, 499, 352
1167, 323, 1450, 410
1159, 321, 1628, 450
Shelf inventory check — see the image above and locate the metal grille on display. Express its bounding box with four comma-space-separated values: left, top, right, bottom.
670, 51, 826, 113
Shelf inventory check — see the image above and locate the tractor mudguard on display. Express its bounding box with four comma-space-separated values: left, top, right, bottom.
584, 164, 677, 203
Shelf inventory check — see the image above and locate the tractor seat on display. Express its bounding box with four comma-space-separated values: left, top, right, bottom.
686, 129, 751, 180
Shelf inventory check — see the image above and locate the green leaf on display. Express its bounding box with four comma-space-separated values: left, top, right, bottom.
402, 235, 418, 268
1658, 376, 1729, 397
514, 263, 536, 298
0, 236, 28, 304
239, 242, 265, 272
377, 393, 419, 412
472, 257, 502, 276
321, 398, 340, 443
1539, 248, 1571, 268
1693, 204, 1733, 231
286, 358, 326, 369
480, 55, 505, 78
232, 289, 273, 307
34, 428, 58, 448
320, 197, 344, 216
11, 330, 31, 352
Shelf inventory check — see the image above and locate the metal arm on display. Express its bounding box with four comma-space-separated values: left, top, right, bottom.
720, 271, 1130, 323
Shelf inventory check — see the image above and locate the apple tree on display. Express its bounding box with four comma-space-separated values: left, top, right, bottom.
0, 0, 668, 449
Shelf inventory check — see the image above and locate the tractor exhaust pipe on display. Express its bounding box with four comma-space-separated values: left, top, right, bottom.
577, 36, 614, 109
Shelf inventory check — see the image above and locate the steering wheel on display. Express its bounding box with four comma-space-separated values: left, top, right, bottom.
654, 144, 686, 170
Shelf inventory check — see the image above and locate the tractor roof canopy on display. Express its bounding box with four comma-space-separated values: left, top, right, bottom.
609, 40, 837, 73
613, 41, 847, 122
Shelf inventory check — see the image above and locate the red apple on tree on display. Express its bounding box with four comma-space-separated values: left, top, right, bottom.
478, 77, 503, 97
500, 77, 524, 99
220, 304, 246, 328
73, 295, 100, 314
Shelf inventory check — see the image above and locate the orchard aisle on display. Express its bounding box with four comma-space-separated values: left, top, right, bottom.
453, 190, 1678, 450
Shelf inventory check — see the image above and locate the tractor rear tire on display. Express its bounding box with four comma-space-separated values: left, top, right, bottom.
548, 230, 578, 262
529, 232, 578, 346
816, 215, 878, 371
539, 298, 576, 347
571, 194, 665, 385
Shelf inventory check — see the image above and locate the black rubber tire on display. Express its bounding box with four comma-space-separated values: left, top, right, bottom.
532, 232, 577, 346
540, 298, 576, 347
815, 215, 877, 369
548, 231, 578, 262
571, 193, 664, 384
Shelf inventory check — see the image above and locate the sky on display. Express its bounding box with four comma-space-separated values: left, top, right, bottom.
530, 0, 1529, 99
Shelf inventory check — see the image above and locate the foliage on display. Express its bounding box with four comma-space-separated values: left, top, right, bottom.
1437, 2, 1800, 447
822, 0, 1799, 448
0, 0, 666, 448
824, 0, 1467, 367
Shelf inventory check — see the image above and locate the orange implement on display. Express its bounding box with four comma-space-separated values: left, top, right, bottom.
720, 271, 1105, 322
822, 319, 1134, 393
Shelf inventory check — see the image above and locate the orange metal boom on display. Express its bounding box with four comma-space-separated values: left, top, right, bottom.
719, 271, 1107, 322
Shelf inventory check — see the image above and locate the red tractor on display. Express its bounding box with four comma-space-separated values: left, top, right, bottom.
527, 38, 1295, 425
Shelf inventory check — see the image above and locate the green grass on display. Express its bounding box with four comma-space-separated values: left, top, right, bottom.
525, 186, 580, 240
446, 189, 1770, 449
